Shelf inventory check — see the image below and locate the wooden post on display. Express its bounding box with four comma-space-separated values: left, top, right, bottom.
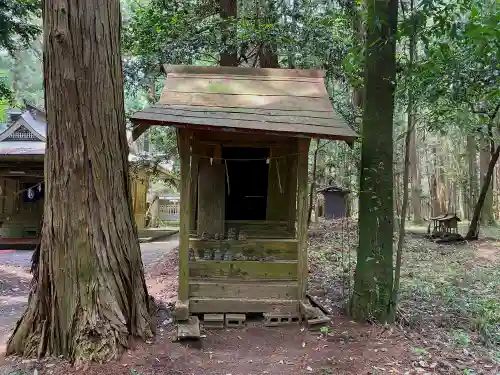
287, 143, 298, 234
296, 138, 310, 301
132, 169, 149, 230
189, 138, 199, 233
176, 128, 191, 320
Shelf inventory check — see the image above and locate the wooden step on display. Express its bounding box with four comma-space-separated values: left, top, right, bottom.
189, 280, 298, 300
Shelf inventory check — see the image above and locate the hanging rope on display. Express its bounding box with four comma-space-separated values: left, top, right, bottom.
189, 150, 306, 162
275, 159, 283, 194
225, 162, 231, 196
0, 181, 43, 198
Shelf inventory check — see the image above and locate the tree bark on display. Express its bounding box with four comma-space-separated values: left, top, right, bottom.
466, 145, 500, 239
7, 0, 153, 360
307, 139, 320, 226
219, 0, 238, 66
349, 0, 398, 323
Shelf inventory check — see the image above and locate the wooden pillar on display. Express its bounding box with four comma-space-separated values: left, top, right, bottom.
132, 169, 149, 230
296, 138, 310, 301
176, 128, 192, 320
287, 143, 298, 234
189, 138, 199, 233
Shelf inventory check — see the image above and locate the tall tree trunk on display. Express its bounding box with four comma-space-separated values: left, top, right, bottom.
480, 138, 495, 225
407, 22, 421, 224
437, 154, 448, 213
430, 147, 440, 215
219, 0, 238, 66
349, 0, 398, 323
258, 0, 279, 68
307, 139, 320, 226
466, 145, 500, 239
7, 0, 153, 360
392, 97, 413, 322
346, 0, 365, 111
286, 0, 299, 68
466, 134, 478, 219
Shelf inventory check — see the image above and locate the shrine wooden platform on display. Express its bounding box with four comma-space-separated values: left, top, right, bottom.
0, 237, 39, 250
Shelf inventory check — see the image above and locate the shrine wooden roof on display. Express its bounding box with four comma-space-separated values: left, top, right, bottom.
129, 65, 358, 143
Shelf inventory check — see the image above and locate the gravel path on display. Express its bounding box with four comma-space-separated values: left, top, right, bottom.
0, 234, 179, 351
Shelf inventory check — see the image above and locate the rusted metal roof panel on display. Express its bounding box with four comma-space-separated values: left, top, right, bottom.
130, 65, 358, 141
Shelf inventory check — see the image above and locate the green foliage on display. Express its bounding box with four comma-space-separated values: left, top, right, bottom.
0, 0, 41, 53
0, 0, 42, 99
412, 0, 500, 133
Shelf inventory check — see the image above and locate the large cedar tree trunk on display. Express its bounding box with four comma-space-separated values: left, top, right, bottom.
7, 0, 153, 360
349, 0, 398, 323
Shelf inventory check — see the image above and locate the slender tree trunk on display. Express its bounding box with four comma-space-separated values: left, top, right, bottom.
7, 0, 153, 360
349, 0, 398, 323
286, 0, 299, 68
407, 21, 421, 224
258, 0, 279, 68
307, 139, 320, 226
437, 153, 448, 213
430, 147, 440, 216
466, 134, 478, 219
409, 118, 421, 221
347, 0, 365, 111
466, 145, 500, 239
480, 138, 495, 225
219, 0, 238, 66
392, 101, 413, 322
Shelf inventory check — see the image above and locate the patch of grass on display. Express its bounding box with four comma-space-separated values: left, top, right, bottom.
411, 347, 428, 355
399, 237, 500, 349
308, 221, 500, 361
450, 329, 470, 346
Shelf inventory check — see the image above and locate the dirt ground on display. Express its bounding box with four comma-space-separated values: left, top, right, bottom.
0, 228, 499, 375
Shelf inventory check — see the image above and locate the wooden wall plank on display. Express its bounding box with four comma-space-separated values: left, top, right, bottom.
196, 159, 225, 237
189, 238, 298, 260
224, 220, 293, 238
189, 260, 297, 280
189, 280, 298, 300
177, 128, 192, 301
266, 146, 289, 221
296, 138, 311, 300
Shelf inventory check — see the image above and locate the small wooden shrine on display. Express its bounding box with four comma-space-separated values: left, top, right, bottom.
0, 105, 167, 246
130, 65, 358, 324
317, 185, 350, 219
428, 213, 461, 237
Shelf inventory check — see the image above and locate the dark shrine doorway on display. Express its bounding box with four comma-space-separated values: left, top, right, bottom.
222, 146, 270, 220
